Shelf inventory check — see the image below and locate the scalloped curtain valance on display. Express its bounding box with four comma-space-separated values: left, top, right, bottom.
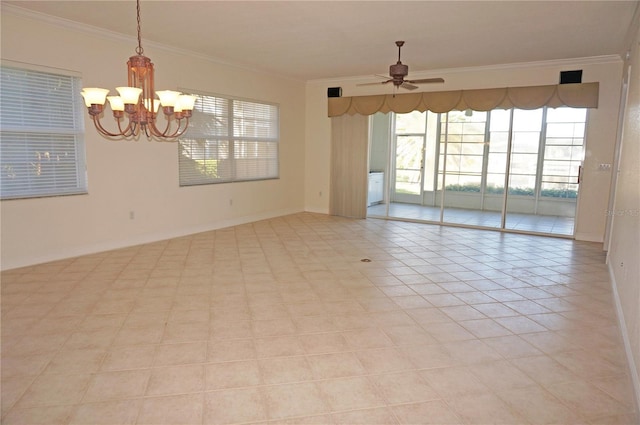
327, 82, 599, 117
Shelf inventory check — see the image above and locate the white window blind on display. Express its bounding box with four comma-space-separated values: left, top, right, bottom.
1, 65, 87, 200
179, 93, 279, 186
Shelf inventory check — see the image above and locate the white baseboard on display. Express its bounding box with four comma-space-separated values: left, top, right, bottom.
1, 208, 302, 271
304, 206, 330, 214
608, 262, 640, 417
574, 232, 604, 243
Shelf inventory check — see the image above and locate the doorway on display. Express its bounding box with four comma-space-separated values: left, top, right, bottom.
368, 106, 587, 237
391, 113, 427, 205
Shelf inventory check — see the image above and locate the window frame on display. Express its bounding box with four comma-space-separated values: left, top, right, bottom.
428, 106, 587, 200
178, 90, 280, 187
0, 62, 87, 201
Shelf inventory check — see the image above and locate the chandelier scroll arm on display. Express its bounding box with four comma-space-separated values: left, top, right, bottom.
143, 123, 151, 139
166, 117, 191, 139
147, 115, 190, 140
115, 116, 135, 138
147, 113, 173, 138
81, 0, 196, 142
93, 115, 128, 138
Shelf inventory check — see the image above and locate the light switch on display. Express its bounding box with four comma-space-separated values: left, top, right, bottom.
598, 163, 612, 171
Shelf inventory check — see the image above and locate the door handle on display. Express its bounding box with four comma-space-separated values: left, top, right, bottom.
577, 165, 582, 184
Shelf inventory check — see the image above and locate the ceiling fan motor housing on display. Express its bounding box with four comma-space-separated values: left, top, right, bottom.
390, 62, 409, 80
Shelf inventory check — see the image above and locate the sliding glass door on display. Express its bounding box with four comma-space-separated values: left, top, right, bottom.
503, 109, 544, 231
537, 108, 587, 233
438, 111, 494, 227
370, 106, 587, 237
391, 112, 427, 205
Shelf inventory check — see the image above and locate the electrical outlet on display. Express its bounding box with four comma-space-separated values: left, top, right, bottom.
129, 210, 135, 220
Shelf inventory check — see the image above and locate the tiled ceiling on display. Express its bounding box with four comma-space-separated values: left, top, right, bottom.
3, 1, 639, 81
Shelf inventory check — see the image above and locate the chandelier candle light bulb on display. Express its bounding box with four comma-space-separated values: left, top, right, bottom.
174, 95, 197, 117
144, 98, 160, 114
115, 87, 142, 105
81, 88, 109, 109
80, 0, 196, 140
106, 96, 125, 112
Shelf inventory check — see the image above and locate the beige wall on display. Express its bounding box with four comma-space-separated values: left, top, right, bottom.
1, 1, 638, 410
0, 9, 306, 270
305, 58, 624, 243
0, 6, 628, 269
607, 14, 640, 411
304, 51, 638, 408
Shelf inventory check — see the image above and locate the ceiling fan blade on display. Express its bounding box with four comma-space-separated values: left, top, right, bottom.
401, 82, 419, 91
356, 80, 392, 86
406, 77, 445, 84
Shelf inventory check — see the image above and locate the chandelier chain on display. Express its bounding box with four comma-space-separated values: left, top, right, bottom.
80, 0, 195, 140
135, 0, 143, 55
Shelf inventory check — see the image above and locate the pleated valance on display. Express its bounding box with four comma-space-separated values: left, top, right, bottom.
328, 82, 599, 117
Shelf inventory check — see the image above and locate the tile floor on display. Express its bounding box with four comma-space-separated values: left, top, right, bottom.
368, 203, 575, 236
1, 212, 637, 425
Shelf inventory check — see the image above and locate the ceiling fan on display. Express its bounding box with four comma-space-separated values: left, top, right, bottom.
358, 41, 444, 91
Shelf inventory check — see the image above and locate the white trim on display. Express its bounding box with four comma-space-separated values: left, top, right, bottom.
1, 4, 135, 45
313, 55, 624, 85
0, 208, 302, 271
605, 61, 632, 253
1, 3, 303, 84
304, 207, 329, 215
4, 4, 620, 87
574, 232, 604, 243
608, 262, 640, 418
622, 1, 640, 53
0, 59, 82, 78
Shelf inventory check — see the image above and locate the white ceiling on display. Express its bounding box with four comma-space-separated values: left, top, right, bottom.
4, 1, 639, 82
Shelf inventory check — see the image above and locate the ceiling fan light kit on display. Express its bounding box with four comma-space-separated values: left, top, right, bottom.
358, 41, 445, 92
81, 0, 196, 141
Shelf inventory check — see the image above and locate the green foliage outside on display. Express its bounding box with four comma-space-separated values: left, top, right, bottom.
195, 159, 218, 178
444, 183, 577, 198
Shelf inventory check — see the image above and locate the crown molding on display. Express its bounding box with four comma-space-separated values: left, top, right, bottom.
434, 55, 623, 74
3, 3, 623, 86
2, 4, 135, 46
313, 54, 624, 85
1, 3, 303, 83
622, 1, 640, 58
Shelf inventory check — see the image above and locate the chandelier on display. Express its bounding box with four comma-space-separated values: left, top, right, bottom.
80, 0, 195, 141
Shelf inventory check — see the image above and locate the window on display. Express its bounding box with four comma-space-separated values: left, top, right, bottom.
541, 108, 587, 198
0, 65, 87, 200
178, 92, 279, 186
394, 112, 427, 195
438, 111, 488, 191
430, 107, 586, 198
